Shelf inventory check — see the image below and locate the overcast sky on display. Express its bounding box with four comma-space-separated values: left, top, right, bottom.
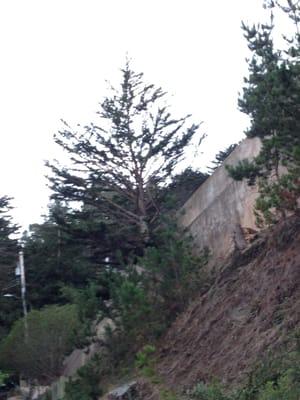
0, 0, 277, 230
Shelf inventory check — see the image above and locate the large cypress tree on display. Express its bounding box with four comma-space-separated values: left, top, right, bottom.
47, 62, 203, 249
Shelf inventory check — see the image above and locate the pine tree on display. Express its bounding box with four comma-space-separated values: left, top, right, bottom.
208, 144, 237, 173
227, 1, 300, 224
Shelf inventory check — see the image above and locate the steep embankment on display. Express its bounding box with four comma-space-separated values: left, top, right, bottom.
157, 216, 300, 389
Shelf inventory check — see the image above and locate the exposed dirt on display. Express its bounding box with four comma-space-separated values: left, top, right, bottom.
134, 380, 160, 400
157, 216, 300, 390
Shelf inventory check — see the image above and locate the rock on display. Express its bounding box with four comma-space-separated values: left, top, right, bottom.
107, 381, 138, 399
95, 317, 115, 342
7, 397, 22, 400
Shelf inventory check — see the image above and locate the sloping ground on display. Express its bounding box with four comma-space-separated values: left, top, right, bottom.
157, 216, 300, 390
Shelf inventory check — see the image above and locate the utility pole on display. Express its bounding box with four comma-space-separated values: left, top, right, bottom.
19, 250, 28, 341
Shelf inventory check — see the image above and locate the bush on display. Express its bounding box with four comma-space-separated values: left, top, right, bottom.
0, 370, 9, 387
60, 283, 105, 347
189, 381, 230, 400
64, 356, 104, 400
141, 222, 209, 316
0, 305, 80, 383
257, 369, 300, 400
135, 344, 156, 378
188, 340, 300, 400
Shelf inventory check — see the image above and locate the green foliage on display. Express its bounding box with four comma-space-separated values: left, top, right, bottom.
161, 167, 208, 211
227, 1, 300, 225
236, 345, 300, 400
135, 345, 156, 369
64, 356, 104, 400
226, 160, 260, 185
142, 221, 209, 316
159, 388, 179, 400
115, 280, 152, 334
209, 144, 237, 173
0, 196, 20, 340
106, 221, 209, 367
189, 381, 230, 400
105, 273, 158, 364
188, 340, 300, 400
47, 61, 203, 249
22, 202, 101, 309
60, 283, 105, 347
257, 370, 300, 400
135, 344, 156, 378
0, 370, 9, 387
61, 282, 104, 322
254, 172, 300, 226
0, 196, 19, 265
0, 305, 80, 383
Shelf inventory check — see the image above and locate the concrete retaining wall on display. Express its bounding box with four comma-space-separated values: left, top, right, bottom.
179, 137, 261, 262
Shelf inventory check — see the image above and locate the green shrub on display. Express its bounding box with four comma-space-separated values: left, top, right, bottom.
159, 388, 179, 400
0, 305, 80, 383
108, 220, 209, 362
236, 342, 300, 400
60, 283, 105, 347
189, 381, 231, 400
135, 344, 156, 378
188, 341, 300, 400
63, 356, 104, 400
0, 370, 9, 387
135, 344, 156, 369
141, 221, 209, 316
257, 369, 300, 400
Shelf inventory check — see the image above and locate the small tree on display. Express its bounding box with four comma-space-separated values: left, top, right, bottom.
47, 62, 203, 248
107, 221, 209, 357
0, 305, 80, 383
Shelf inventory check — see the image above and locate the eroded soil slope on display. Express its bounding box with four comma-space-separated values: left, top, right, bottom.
157, 216, 300, 389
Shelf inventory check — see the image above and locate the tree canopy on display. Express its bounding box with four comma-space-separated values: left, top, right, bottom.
0, 305, 80, 383
47, 62, 203, 249
0, 196, 20, 340
208, 144, 237, 173
227, 0, 300, 224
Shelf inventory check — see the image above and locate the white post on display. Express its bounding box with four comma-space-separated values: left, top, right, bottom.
19, 250, 28, 341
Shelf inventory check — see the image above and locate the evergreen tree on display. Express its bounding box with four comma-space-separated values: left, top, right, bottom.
47, 62, 203, 249
0, 197, 20, 339
0, 196, 18, 285
160, 167, 208, 210
208, 144, 237, 173
227, 1, 300, 224
22, 202, 107, 308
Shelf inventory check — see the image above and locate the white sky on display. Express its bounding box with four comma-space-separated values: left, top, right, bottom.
0, 0, 282, 230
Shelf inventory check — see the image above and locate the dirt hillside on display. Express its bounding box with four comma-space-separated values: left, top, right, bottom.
157, 216, 300, 390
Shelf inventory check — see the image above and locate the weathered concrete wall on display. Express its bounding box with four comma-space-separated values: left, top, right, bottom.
179, 137, 262, 262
